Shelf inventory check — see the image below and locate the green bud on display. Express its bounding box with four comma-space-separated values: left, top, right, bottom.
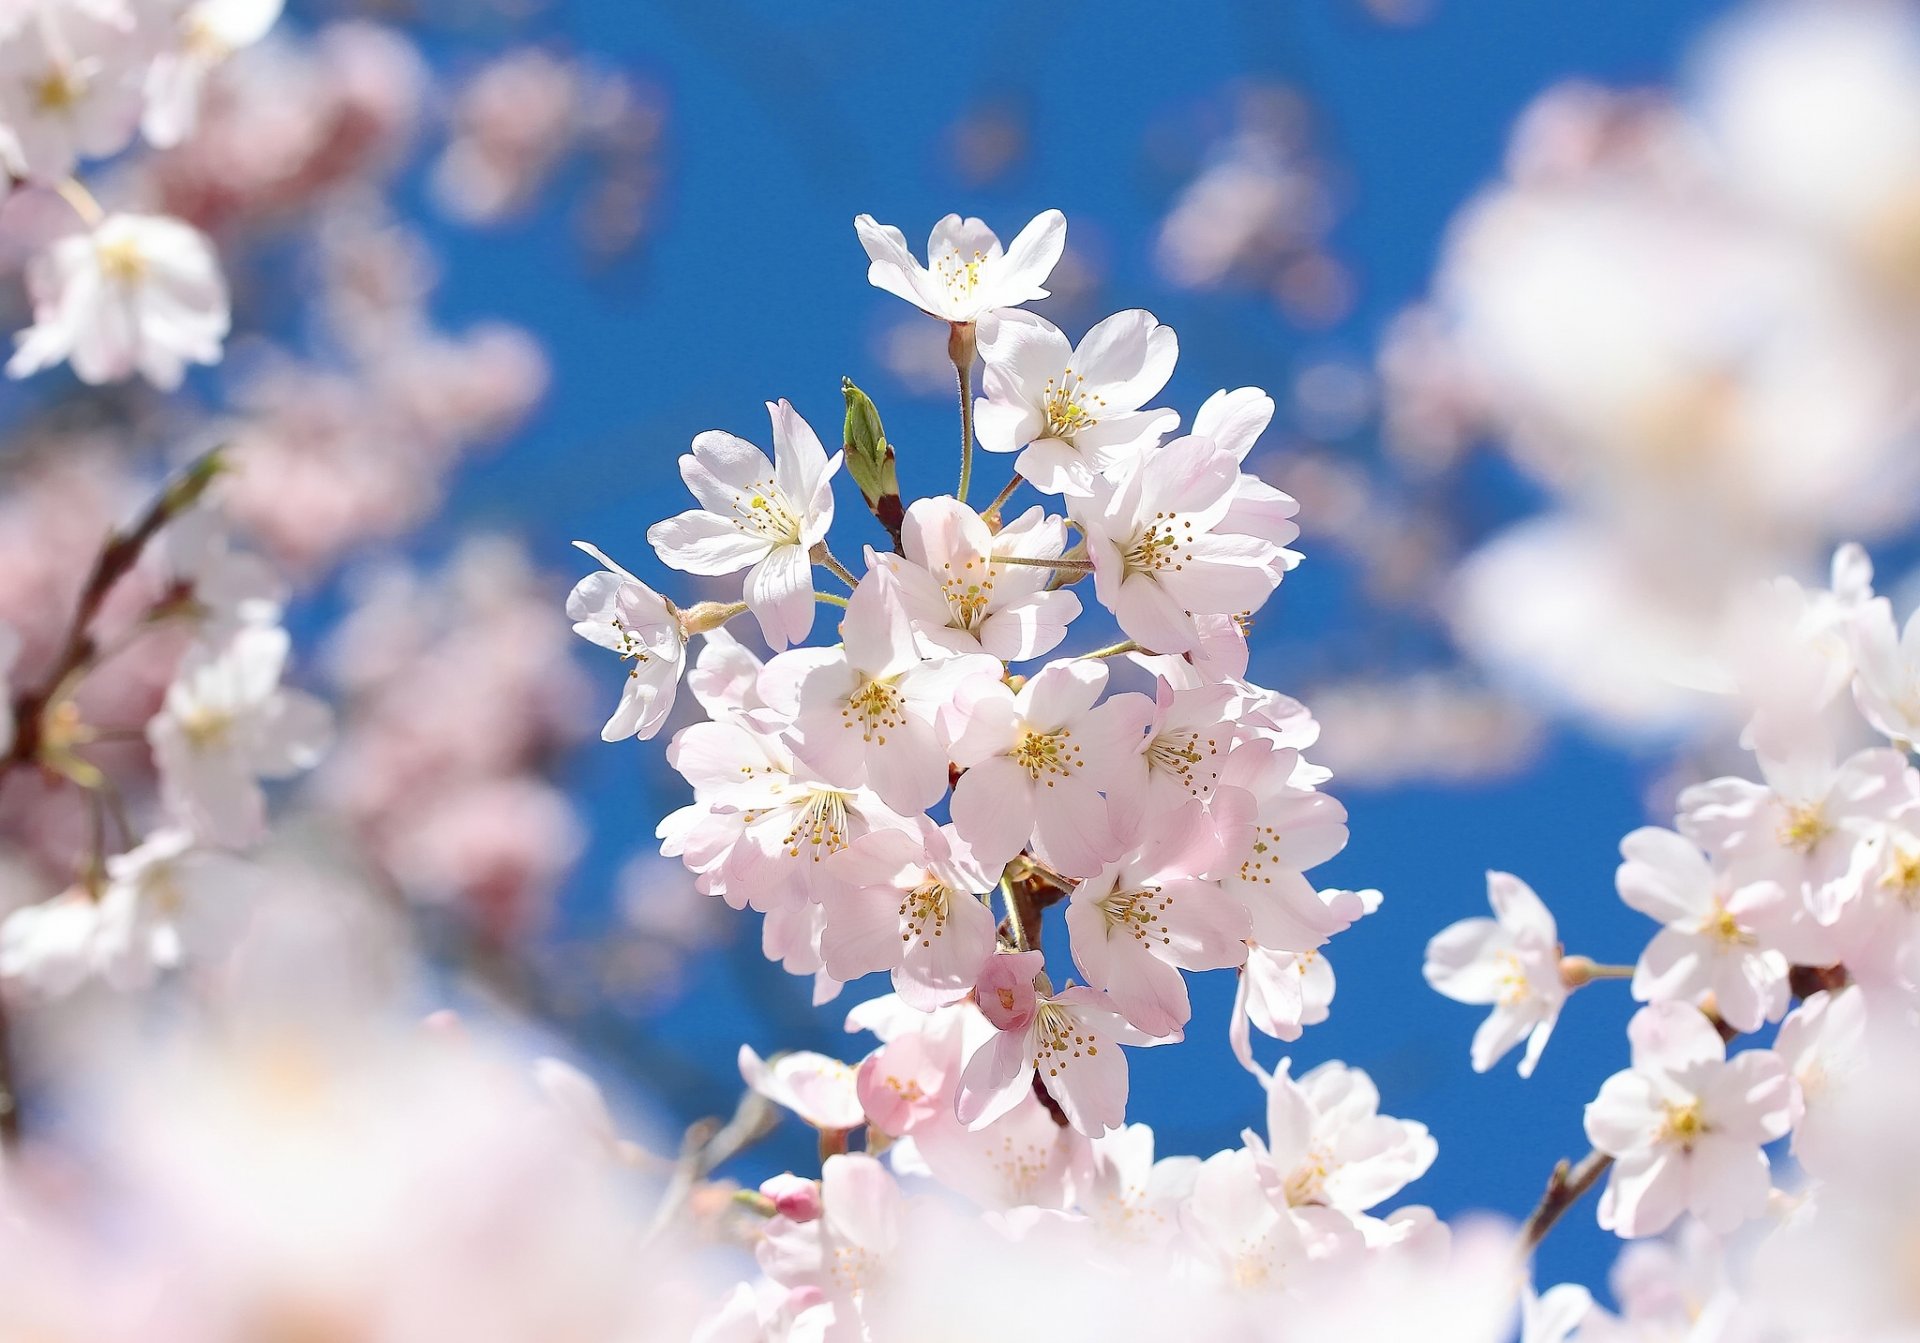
841, 378, 903, 547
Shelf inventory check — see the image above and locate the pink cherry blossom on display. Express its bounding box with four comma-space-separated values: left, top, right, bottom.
737, 1044, 864, 1131
956, 984, 1167, 1137
1424, 870, 1566, 1077
947, 658, 1145, 875
1252, 1061, 1436, 1216
1584, 1002, 1794, 1237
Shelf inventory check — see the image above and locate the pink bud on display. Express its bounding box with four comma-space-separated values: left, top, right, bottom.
759, 1172, 822, 1223
975, 950, 1043, 1032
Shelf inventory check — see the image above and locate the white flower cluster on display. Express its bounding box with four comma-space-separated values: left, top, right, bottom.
2, 0, 282, 388
1429, 538, 1920, 1332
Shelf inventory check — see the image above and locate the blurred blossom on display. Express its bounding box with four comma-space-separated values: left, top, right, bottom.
1386, 5, 1920, 733
1310, 675, 1544, 786
943, 92, 1032, 189
317, 538, 591, 943
1154, 84, 1351, 327
609, 852, 733, 1004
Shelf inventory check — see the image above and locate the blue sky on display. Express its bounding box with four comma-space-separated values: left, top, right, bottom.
383, 0, 1748, 1296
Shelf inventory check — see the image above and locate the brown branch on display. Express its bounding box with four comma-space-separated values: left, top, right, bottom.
2, 448, 223, 772
1516, 1148, 1613, 1258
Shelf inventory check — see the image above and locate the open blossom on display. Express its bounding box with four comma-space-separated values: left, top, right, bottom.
1584, 1002, 1794, 1237
1772, 985, 1867, 1179
820, 817, 998, 1009
1212, 740, 1359, 953
0, 888, 101, 1000
1064, 812, 1251, 1038
946, 658, 1144, 875
0, 3, 144, 180
147, 625, 333, 848
957, 980, 1166, 1137
1253, 1061, 1436, 1216
1231, 941, 1339, 1071
757, 1153, 903, 1332
1425, 871, 1566, 1077
1072, 435, 1287, 655
1615, 826, 1791, 1033
1678, 720, 1917, 923
567, 541, 686, 742
854, 209, 1065, 324
9, 214, 231, 389
738, 1044, 864, 1131
972, 309, 1179, 495
141, 0, 285, 148
93, 828, 255, 990
875, 497, 1081, 662
646, 399, 841, 650
786, 562, 997, 814
1848, 584, 1920, 748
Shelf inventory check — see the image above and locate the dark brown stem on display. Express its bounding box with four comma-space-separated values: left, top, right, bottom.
1516, 1148, 1613, 1258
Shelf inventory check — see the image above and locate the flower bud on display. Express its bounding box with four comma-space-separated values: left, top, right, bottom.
975, 950, 1043, 1032
758, 1172, 822, 1222
841, 378, 903, 546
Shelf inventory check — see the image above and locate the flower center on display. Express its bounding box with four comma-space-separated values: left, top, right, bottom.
1493, 949, 1531, 1008
1883, 845, 1920, 907
1043, 369, 1105, 440
97, 236, 148, 285
1098, 885, 1173, 947
938, 551, 993, 631
936, 247, 986, 301
1124, 513, 1197, 576
731, 483, 802, 544
1010, 727, 1083, 782
1703, 899, 1750, 946
31, 65, 84, 112
842, 678, 906, 743
1146, 728, 1220, 798
1659, 1099, 1707, 1149
1777, 802, 1831, 854
1237, 825, 1288, 887
1032, 1002, 1098, 1080
610, 617, 653, 677
180, 705, 235, 750
783, 789, 852, 862
898, 880, 952, 947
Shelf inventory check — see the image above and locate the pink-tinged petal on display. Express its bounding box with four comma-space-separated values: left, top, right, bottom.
977, 590, 1080, 662
1112, 572, 1202, 654
945, 677, 1020, 766
1486, 870, 1557, 943
1422, 918, 1508, 1005
956, 1026, 1034, 1129
862, 714, 948, 816
1019, 658, 1107, 729
818, 882, 908, 984
949, 758, 1034, 868
1704, 948, 1787, 1034
1617, 827, 1715, 925
744, 545, 815, 650
1597, 1149, 1686, 1237
1700, 1050, 1795, 1144
1627, 1001, 1726, 1078
898, 888, 996, 1010
820, 1153, 902, 1251
648, 509, 770, 575
1584, 1070, 1661, 1155
1042, 1028, 1132, 1137
840, 564, 917, 676
1090, 940, 1190, 1039
976, 308, 1071, 388
1632, 928, 1709, 1008
1683, 1136, 1771, 1234
1192, 387, 1276, 462
1031, 782, 1117, 878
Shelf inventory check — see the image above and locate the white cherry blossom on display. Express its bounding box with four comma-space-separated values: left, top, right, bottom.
875, 497, 1082, 662
141, 0, 284, 148
854, 209, 1066, 324
0, 3, 145, 180
9, 214, 231, 389
93, 828, 255, 990
567, 541, 686, 742
1584, 1002, 1794, 1237
1252, 1061, 1436, 1218
1615, 826, 1791, 1033
147, 624, 333, 848
647, 399, 842, 650
1425, 871, 1566, 1078
972, 308, 1179, 495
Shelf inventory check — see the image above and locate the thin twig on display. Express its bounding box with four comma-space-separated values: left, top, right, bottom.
1515, 1148, 1613, 1259
812, 544, 860, 593
951, 323, 977, 504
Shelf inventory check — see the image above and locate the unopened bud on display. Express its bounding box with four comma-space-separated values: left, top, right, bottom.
976, 950, 1043, 1031
680, 600, 746, 636
1559, 955, 1595, 989
841, 378, 903, 545
758, 1173, 822, 1222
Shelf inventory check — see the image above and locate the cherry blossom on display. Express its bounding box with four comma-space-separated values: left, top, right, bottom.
1230, 942, 1338, 1072
1212, 740, 1359, 953
0, 888, 101, 1000
147, 624, 333, 848
1771, 985, 1867, 1179
956, 982, 1167, 1137
1615, 826, 1791, 1032
972, 308, 1180, 495
854, 209, 1066, 325
93, 828, 255, 990
786, 561, 997, 813
1425, 871, 1567, 1078
647, 399, 842, 650
0, 2, 145, 180
946, 657, 1144, 875
9, 214, 231, 389
757, 1153, 903, 1332
1064, 812, 1251, 1037
738, 1044, 865, 1132
1584, 1002, 1794, 1237
874, 497, 1082, 661
142, 0, 285, 148
1252, 1061, 1436, 1217
1072, 435, 1290, 655
567, 540, 686, 742
818, 817, 998, 1008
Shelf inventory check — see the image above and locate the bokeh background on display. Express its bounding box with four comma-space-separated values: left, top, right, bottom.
10, 0, 1916, 1300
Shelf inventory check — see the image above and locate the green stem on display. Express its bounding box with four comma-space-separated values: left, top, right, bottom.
951, 323, 977, 504
816, 592, 849, 609
812, 544, 860, 592
994, 554, 1094, 573
983, 472, 1022, 519
1078, 640, 1140, 660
